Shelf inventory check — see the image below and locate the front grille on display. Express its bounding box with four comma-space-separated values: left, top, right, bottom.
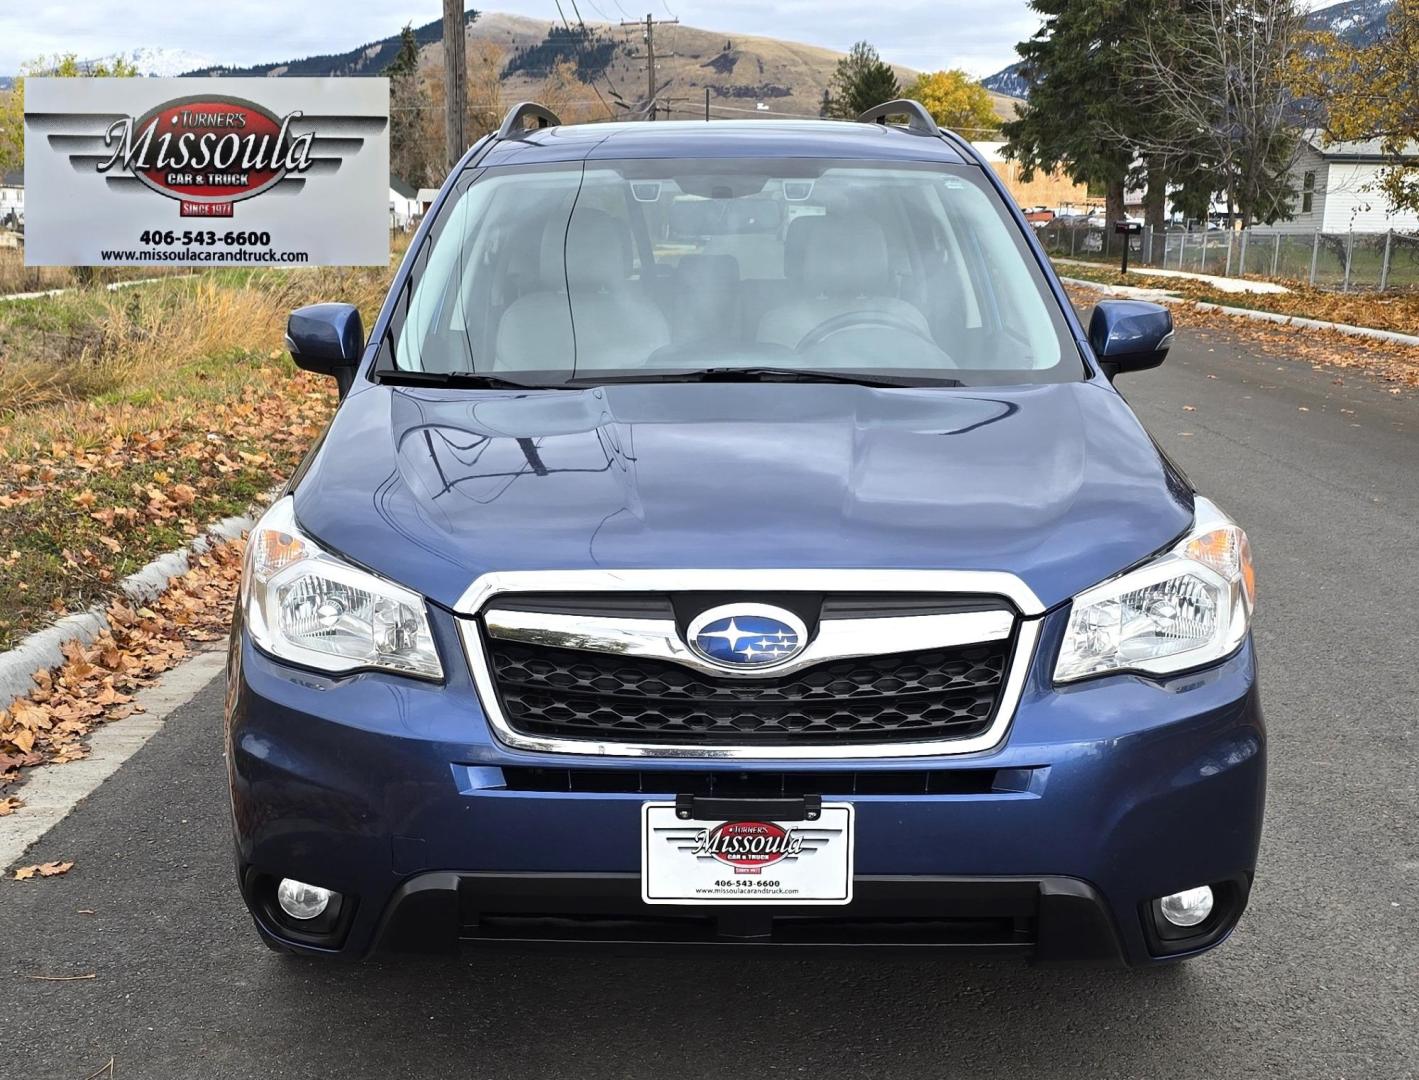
484, 638, 1010, 746
499, 766, 1004, 795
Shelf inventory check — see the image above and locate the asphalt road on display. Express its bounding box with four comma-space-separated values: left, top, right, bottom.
1, 321, 1415, 1079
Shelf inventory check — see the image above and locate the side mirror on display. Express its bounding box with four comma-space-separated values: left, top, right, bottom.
286, 303, 364, 397
1088, 300, 1174, 378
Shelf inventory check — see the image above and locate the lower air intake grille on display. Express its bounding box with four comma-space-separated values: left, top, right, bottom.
484, 639, 1010, 746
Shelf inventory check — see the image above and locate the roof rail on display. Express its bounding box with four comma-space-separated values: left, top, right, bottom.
496, 102, 563, 140
856, 99, 940, 138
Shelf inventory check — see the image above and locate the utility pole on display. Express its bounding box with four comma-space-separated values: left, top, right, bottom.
443, 0, 468, 170
621, 12, 678, 120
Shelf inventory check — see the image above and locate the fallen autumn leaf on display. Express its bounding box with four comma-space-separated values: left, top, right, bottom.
13, 861, 74, 880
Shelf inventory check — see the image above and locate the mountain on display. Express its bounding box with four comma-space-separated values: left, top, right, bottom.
981, 0, 1395, 100
1309, 0, 1394, 46
104, 46, 216, 76
177, 10, 1020, 124
981, 65, 1030, 99
181, 13, 473, 78
0, 47, 213, 83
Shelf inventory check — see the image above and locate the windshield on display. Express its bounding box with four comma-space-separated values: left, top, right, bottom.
384, 157, 1081, 386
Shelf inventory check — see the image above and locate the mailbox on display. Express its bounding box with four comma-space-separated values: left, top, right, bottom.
1113, 220, 1143, 272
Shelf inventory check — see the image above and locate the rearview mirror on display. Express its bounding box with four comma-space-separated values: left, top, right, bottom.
286, 303, 364, 397
1088, 300, 1173, 378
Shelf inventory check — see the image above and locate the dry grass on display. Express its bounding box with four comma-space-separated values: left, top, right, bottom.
0, 246, 81, 295
0, 244, 182, 297
0, 235, 409, 647
0, 244, 403, 453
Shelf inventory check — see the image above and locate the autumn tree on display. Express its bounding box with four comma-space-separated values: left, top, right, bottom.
1310, 0, 1419, 214
907, 70, 1001, 136
537, 58, 609, 126
0, 89, 18, 178
466, 41, 507, 138
825, 42, 900, 119
0, 53, 140, 176
1127, 0, 1309, 226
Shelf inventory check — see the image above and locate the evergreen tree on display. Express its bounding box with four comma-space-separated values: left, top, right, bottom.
1002, 0, 1150, 225
825, 42, 900, 119
386, 24, 433, 188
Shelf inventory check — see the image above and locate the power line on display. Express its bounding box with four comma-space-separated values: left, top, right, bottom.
549, 0, 621, 120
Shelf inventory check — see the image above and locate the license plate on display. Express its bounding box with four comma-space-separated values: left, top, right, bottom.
641, 802, 854, 906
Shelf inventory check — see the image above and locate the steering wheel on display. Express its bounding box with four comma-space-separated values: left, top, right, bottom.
796, 310, 937, 352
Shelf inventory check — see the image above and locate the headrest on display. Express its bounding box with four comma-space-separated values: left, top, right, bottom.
783, 214, 824, 283
540, 208, 632, 290
675, 253, 740, 288
801, 216, 890, 296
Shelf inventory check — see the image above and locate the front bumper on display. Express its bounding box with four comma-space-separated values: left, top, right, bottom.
226, 605, 1266, 965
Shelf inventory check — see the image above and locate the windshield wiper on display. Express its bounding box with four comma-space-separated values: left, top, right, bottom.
567, 368, 963, 389
378, 369, 568, 391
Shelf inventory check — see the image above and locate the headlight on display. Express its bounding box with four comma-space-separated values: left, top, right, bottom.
1054, 497, 1254, 683
242, 497, 442, 679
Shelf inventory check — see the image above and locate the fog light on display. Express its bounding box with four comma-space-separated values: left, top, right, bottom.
1159, 885, 1214, 928
276, 878, 333, 921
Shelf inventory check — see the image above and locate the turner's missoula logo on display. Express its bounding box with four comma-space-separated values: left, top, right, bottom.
25, 76, 389, 267
694, 821, 806, 874
96, 96, 316, 218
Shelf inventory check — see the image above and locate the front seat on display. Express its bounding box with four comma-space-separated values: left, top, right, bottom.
495, 209, 671, 372
756, 216, 930, 351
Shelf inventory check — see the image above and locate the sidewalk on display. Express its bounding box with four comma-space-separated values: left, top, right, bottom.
1053, 258, 1291, 295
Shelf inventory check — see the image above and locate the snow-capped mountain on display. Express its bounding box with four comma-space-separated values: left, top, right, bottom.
1310, 0, 1394, 46
87, 47, 216, 77
981, 0, 1394, 100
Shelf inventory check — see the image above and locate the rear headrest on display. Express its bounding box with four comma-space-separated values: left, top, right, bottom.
675, 253, 740, 289
801, 216, 890, 296
539, 208, 632, 290
783, 214, 824, 283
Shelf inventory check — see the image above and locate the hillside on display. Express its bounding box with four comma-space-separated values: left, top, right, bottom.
180, 10, 1019, 125
982, 0, 1395, 99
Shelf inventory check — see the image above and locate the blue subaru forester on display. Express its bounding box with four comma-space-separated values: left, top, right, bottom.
227, 101, 1263, 965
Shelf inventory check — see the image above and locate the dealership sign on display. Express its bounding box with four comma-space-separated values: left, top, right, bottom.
24, 78, 389, 266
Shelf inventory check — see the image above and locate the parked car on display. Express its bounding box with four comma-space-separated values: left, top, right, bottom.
228, 100, 1263, 966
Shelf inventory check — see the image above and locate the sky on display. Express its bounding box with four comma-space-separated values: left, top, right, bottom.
0, 0, 1049, 80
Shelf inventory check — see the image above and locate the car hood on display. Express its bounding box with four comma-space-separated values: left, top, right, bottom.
292, 380, 1192, 613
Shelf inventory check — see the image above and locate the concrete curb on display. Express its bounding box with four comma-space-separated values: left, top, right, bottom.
0, 510, 258, 713
1059, 276, 1419, 348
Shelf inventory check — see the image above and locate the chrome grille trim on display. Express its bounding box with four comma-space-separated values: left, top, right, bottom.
454, 569, 1043, 760
483, 608, 1014, 681
454, 569, 1045, 618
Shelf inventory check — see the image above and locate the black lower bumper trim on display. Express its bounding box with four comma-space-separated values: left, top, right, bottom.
371, 872, 1125, 964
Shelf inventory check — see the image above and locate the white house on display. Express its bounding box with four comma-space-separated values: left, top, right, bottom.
389, 176, 419, 230
0, 169, 22, 226
1288, 132, 1419, 232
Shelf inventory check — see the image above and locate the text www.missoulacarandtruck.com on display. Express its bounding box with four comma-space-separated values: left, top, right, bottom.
97, 247, 311, 263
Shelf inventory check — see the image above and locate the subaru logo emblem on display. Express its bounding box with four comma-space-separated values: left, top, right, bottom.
686, 604, 808, 670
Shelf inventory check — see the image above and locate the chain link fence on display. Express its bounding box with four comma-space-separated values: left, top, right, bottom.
1035, 220, 1419, 293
